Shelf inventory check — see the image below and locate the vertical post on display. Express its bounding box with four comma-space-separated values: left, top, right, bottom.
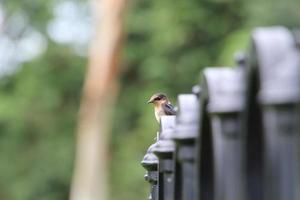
153, 116, 176, 200
203, 67, 246, 200
197, 84, 214, 200
251, 27, 300, 200
242, 37, 264, 200
172, 94, 199, 200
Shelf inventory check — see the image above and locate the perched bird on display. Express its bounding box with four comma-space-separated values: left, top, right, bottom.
147, 93, 176, 122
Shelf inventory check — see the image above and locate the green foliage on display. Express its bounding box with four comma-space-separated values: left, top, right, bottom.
0, 0, 299, 200
246, 0, 300, 27
0, 41, 85, 200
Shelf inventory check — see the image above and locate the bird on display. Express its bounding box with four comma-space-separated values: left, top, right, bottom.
147, 93, 176, 122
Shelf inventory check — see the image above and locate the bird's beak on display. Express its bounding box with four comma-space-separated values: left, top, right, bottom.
147, 99, 153, 104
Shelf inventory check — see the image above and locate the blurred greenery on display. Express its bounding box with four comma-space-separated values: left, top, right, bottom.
0, 0, 299, 200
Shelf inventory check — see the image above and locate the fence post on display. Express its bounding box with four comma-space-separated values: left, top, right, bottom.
172, 94, 199, 200
202, 66, 246, 200
142, 144, 159, 200
251, 26, 300, 200
153, 116, 176, 200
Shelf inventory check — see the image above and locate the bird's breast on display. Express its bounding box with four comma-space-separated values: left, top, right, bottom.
154, 107, 166, 122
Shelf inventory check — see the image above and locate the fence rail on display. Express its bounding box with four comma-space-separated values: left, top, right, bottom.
141, 26, 300, 200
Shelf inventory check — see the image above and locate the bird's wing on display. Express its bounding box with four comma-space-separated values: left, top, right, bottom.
163, 103, 177, 115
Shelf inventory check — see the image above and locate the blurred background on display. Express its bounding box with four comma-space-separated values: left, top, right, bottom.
0, 0, 299, 199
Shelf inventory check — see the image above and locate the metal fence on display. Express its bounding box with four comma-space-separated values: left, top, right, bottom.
141, 26, 300, 200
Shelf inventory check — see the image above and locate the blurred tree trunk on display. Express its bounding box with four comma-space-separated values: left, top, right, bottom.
70, 0, 126, 200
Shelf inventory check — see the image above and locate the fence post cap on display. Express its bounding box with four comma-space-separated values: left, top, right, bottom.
172, 94, 199, 141
251, 26, 300, 104
202, 67, 245, 114
141, 144, 158, 171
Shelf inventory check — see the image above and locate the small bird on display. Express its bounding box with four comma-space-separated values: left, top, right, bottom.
147, 93, 176, 122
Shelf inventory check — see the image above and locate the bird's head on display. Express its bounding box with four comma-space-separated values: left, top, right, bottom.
147, 93, 169, 106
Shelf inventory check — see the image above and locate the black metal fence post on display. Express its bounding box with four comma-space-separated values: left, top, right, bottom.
153, 116, 176, 200
142, 144, 159, 200
141, 25, 300, 200
198, 83, 214, 200
172, 94, 199, 200
251, 26, 300, 200
202, 67, 246, 200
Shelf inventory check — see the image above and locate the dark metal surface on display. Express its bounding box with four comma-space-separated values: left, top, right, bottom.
172, 94, 199, 200
251, 26, 300, 200
202, 67, 246, 200
253, 27, 300, 104
203, 68, 245, 114
142, 144, 159, 200
153, 116, 176, 200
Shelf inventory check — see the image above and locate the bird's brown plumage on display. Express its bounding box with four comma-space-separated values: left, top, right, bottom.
147, 93, 176, 122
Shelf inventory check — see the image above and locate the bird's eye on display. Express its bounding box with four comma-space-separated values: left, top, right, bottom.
154, 97, 161, 101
